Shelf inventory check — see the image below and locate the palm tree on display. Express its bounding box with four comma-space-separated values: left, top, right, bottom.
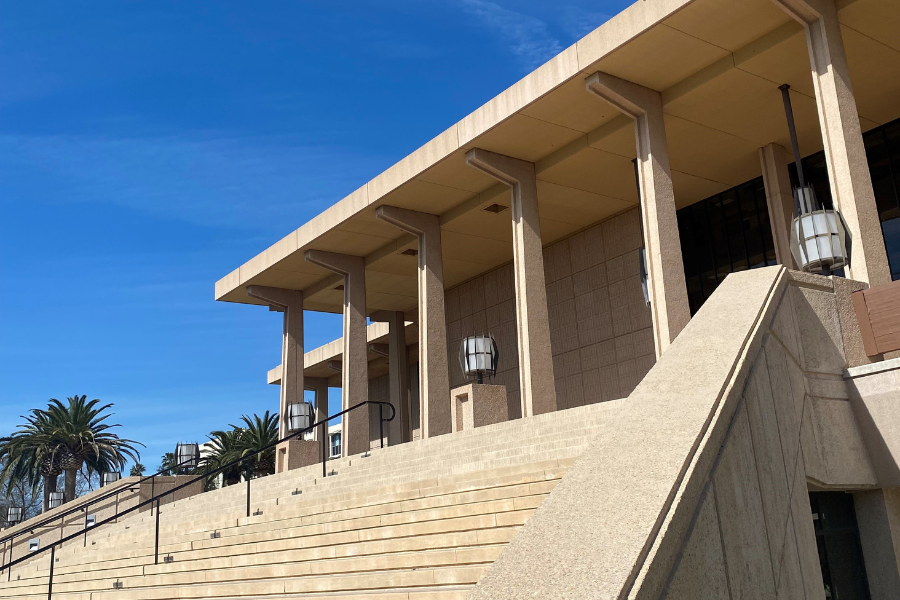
1, 409, 62, 512
236, 412, 279, 478
205, 429, 245, 486
129, 463, 146, 477
43, 395, 143, 503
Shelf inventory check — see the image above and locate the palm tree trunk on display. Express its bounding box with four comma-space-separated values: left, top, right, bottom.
42, 475, 58, 513
64, 469, 77, 503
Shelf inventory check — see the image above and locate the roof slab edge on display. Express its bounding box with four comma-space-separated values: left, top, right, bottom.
214, 0, 697, 304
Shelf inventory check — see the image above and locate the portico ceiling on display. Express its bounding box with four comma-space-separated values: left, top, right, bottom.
216, 0, 900, 316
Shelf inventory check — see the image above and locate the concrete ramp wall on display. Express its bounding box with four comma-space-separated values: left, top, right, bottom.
471, 266, 876, 599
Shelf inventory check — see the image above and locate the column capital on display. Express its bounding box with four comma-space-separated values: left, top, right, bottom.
246, 285, 303, 309
465, 148, 534, 188
304, 250, 364, 277
584, 71, 662, 119
375, 205, 439, 237
772, 0, 835, 24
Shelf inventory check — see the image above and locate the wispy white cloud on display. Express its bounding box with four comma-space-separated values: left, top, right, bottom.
0, 132, 386, 232
459, 0, 564, 70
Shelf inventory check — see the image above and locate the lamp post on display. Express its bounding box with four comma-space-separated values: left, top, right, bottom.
779, 84, 850, 276
458, 333, 500, 384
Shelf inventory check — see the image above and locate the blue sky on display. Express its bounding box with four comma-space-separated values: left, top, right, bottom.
0, 0, 625, 472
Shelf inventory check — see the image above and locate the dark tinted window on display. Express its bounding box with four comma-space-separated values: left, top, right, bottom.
677, 176, 777, 315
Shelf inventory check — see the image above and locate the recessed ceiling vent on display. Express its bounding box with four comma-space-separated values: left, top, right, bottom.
400, 248, 418, 256
482, 203, 509, 214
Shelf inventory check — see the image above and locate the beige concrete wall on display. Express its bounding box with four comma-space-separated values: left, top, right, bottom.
846, 359, 900, 487
469, 268, 887, 599
1, 478, 141, 567
444, 207, 654, 417
854, 487, 900, 600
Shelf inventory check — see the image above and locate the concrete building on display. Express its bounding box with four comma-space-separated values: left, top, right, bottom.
3, 0, 900, 597
215, 0, 900, 594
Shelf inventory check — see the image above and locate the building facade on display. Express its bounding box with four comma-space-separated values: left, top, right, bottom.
218, 0, 900, 596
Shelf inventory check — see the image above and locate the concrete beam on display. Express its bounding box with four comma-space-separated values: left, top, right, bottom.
304, 250, 370, 457
465, 148, 557, 418
585, 72, 691, 356
772, 0, 891, 286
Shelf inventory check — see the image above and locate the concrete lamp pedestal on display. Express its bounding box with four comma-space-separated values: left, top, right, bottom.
276, 439, 322, 472
450, 383, 509, 433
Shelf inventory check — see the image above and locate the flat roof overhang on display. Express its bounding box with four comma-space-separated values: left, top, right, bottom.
216, 0, 900, 316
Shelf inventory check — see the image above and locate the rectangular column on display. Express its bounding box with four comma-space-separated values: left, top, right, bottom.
853, 488, 900, 600
772, 0, 891, 286
304, 250, 370, 457
586, 72, 691, 356
464, 149, 557, 417
375, 205, 453, 436
304, 377, 329, 441
759, 143, 797, 268
370, 310, 410, 445
246, 286, 304, 440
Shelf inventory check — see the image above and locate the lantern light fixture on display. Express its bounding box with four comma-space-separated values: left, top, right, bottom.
175, 442, 200, 471
286, 401, 314, 432
48, 491, 65, 510
6, 506, 23, 525
101, 471, 121, 487
779, 84, 850, 276
459, 333, 500, 384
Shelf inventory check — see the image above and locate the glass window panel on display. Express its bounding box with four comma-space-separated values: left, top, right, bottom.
691, 201, 717, 306
865, 131, 899, 219
706, 197, 733, 282
721, 188, 749, 272
754, 177, 778, 265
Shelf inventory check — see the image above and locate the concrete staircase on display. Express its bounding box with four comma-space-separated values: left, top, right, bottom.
0, 399, 624, 599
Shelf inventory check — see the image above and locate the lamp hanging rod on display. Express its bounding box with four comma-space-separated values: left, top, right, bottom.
779, 84, 806, 189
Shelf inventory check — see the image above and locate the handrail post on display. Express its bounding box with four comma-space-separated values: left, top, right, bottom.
150, 475, 155, 516
7, 535, 14, 581
153, 498, 160, 565
379, 404, 384, 449
246, 474, 251, 518
322, 428, 327, 478
47, 544, 55, 600
83, 506, 88, 547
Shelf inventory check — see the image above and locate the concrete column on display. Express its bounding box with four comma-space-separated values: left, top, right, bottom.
772, 0, 891, 286
375, 205, 452, 436
464, 149, 557, 417
304, 250, 370, 457
304, 377, 329, 442
586, 72, 691, 356
370, 310, 411, 445
246, 286, 303, 440
853, 488, 900, 600
759, 143, 797, 268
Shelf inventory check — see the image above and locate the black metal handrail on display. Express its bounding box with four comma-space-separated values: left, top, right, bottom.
1, 400, 395, 595
0, 465, 173, 547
